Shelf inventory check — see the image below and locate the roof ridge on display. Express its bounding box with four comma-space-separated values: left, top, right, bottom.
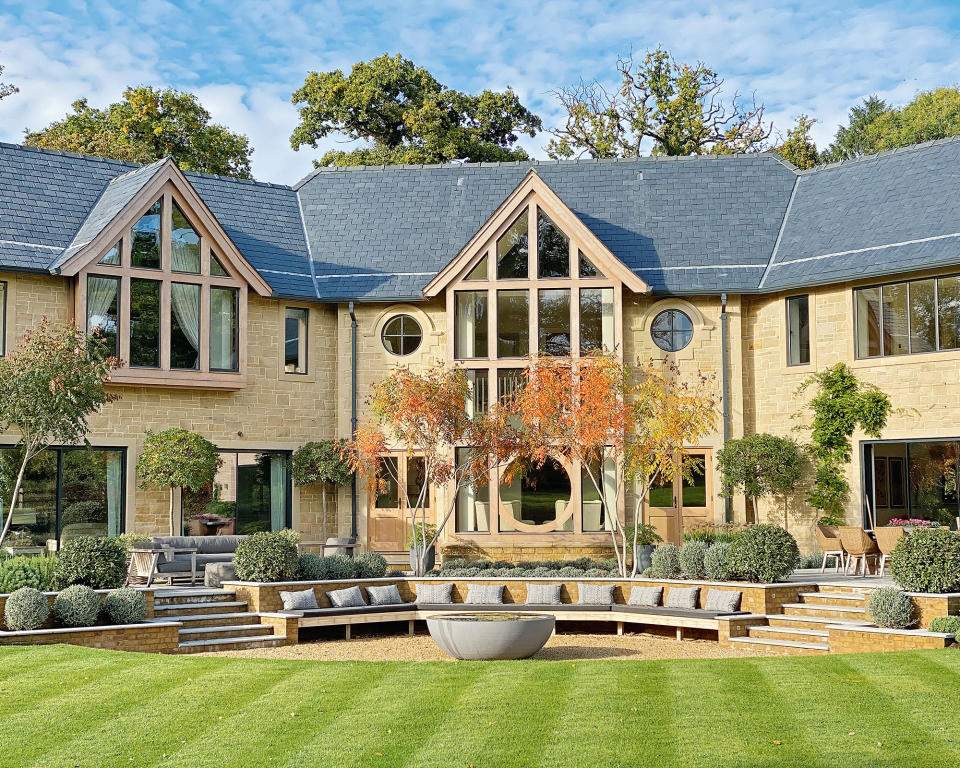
798, 135, 960, 175
291, 151, 784, 187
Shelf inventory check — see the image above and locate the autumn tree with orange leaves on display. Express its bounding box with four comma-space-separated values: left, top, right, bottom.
511, 354, 718, 576
347, 363, 519, 575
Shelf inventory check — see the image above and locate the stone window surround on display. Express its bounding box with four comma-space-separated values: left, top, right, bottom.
75, 186, 248, 389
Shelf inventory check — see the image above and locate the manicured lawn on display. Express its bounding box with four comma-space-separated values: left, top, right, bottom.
1, 645, 959, 767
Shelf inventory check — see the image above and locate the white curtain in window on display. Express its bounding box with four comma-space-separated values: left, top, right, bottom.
171, 235, 198, 273
456, 295, 475, 357
170, 283, 200, 351
601, 289, 615, 351
86, 276, 118, 331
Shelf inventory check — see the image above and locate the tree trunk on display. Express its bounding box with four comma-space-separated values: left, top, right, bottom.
320, 482, 328, 542
169, 486, 176, 537
0, 450, 31, 549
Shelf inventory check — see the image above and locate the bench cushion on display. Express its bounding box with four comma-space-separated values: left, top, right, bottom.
616, 605, 746, 619
704, 589, 742, 613
525, 583, 562, 605
628, 586, 663, 607
466, 583, 504, 604
285, 603, 415, 618
366, 584, 404, 606
665, 586, 699, 609
577, 583, 615, 605
417, 603, 610, 612
327, 586, 367, 608
155, 553, 232, 573
280, 588, 319, 611
415, 583, 454, 603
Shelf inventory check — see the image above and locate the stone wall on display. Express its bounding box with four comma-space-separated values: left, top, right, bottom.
0, 622, 179, 652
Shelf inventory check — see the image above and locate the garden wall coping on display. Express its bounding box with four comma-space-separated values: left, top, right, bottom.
828, 625, 954, 639
0, 621, 180, 638
222, 577, 807, 590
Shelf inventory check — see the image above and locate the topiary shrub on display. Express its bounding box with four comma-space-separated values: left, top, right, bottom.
929, 615, 960, 635
649, 544, 681, 579
679, 541, 708, 579
727, 525, 800, 583
54, 537, 127, 589
889, 527, 960, 593
867, 587, 915, 629
102, 587, 146, 625
233, 531, 300, 582
3, 586, 49, 631
355, 550, 388, 578
704, 542, 733, 581
52, 584, 100, 627
297, 553, 328, 581
324, 554, 359, 581
0, 555, 58, 593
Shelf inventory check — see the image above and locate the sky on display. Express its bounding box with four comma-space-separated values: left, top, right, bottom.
2, 0, 960, 184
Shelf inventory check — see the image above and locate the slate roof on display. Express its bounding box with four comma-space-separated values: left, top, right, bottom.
3, 137, 960, 301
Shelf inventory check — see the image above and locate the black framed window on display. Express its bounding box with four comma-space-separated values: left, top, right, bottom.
787, 295, 810, 365
651, 309, 693, 352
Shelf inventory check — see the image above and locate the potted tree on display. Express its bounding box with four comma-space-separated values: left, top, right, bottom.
136, 428, 221, 536
292, 440, 353, 542
408, 522, 438, 573
625, 523, 663, 572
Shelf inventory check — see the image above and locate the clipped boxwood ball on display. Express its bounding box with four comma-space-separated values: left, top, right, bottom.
53, 584, 101, 628
889, 527, 960, 593
4, 586, 50, 631
727, 525, 800, 583
102, 587, 146, 625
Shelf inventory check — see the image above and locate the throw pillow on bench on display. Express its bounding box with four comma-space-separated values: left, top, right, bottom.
327, 585, 367, 608
466, 584, 504, 604
664, 586, 699, 609
367, 584, 405, 606
279, 588, 319, 611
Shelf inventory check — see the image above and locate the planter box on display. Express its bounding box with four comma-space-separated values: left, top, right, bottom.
0, 621, 180, 653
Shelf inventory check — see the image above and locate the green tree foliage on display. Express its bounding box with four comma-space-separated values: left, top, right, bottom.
796, 363, 893, 523
292, 440, 353, 541
0, 63, 17, 101
24, 86, 253, 178
822, 96, 888, 162
136, 428, 221, 535
771, 115, 820, 170
716, 433, 804, 527
290, 53, 542, 167
548, 48, 771, 159
0, 319, 120, 547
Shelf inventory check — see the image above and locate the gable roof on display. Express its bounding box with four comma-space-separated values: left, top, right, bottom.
4, 138, 960, 301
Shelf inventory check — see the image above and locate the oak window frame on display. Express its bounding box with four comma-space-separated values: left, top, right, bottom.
76, 187, 248, 389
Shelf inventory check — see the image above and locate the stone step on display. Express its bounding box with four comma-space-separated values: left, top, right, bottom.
177, 635, 286, 654
153, 589, 236, 606
729, 636, 830, 655
766, 614, 870, 631
799, 591, 866, 605
153, 600, 247, 616
177, 624, 273, 641
147, 612, 255, 628
748, 625, 830, 644
782, 603, 867, 621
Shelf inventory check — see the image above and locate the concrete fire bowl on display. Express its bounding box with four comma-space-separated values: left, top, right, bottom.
426, 612, 556, 660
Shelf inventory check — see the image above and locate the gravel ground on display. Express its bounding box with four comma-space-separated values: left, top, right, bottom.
203, 630, 775, 662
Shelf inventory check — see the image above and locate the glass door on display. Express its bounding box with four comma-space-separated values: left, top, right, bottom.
367, 455, 432, 552
643, 450, 711, 545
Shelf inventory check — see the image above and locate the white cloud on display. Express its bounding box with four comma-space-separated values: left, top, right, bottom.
2, 0, 960, 182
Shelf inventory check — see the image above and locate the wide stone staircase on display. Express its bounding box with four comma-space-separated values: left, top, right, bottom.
149, 589, 287, 654
728, 585, 871, 655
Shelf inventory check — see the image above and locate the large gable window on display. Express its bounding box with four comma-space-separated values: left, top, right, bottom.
496, 211, 528, 279
78, 190, 247, 387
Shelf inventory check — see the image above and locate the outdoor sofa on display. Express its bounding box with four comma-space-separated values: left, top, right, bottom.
277, 583, 748, 640
126, 535, 247, 586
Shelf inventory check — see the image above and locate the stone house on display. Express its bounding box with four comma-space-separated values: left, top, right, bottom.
2, 138, 959, 560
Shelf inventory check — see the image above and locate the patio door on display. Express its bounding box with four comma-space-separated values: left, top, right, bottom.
644, 450, 711, 545
367, 455, 431, 552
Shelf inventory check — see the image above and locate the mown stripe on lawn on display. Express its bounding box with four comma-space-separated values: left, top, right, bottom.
534, 658, 677, 768
280, 661, 488, 768
25, 657, 262, 768
399, 660, 577, 768
165, 659, 394, 768
0, 645, 133, 697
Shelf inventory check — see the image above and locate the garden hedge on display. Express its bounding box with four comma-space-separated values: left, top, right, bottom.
53, 537, 127, 590
234, 531, 300, 582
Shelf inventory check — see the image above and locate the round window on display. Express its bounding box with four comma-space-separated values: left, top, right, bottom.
381, 314, 423, 356
651, 309, 693, 352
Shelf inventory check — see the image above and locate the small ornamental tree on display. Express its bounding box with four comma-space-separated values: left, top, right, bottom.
0, 319, 120, 548
510, 355, 718, 577
347, 363, 519, 575
796, 363, 893, 526
716, 433, 804, 530
136, 428, 221, 536
292, 440, 353, 541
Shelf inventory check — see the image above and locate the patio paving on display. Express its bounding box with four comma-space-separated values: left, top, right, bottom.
788, 568, 895, 589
